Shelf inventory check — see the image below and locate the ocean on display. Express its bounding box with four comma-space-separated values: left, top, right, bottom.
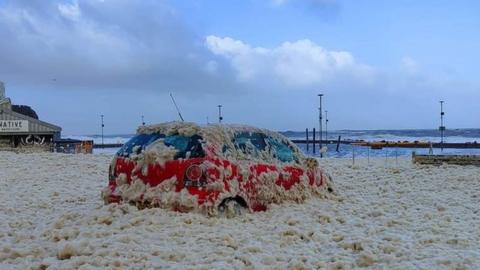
65, 128, 480, 157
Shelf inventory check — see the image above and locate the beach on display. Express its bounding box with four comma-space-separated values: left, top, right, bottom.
1, 152, 479, 269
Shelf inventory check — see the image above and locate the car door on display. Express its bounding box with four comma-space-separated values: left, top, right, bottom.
231, 132, 277, 210
265, 137, 305, 190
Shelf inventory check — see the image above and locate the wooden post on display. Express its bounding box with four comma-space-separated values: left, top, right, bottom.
367, 147, 370, 166
385, 149, 388, 166
336, 136, 341, 152
313, 128, 316, 154
306, 128, 309, 152
352, 144, 355, 165
395, 147, 398, 166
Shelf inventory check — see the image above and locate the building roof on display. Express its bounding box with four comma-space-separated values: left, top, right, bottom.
0, 108, 61, 134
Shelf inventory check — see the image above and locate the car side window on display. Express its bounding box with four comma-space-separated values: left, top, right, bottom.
233, 132, 267, 157
164, 134, 205, 159
266, 137, 296, 163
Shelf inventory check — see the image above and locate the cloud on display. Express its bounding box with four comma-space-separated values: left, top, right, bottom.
58, 1, 81, 21
272, 0, 338, 7
271, 0, 289, 6
271, 0, 340, 18
0, 0, 234, 93
400, 56, 420, 75
205, 35, 375, 87
0, 0, 351, 94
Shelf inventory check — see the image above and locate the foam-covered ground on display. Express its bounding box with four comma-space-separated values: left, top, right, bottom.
0, 152, 479, 269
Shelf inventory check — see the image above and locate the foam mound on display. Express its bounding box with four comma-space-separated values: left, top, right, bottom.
1, 152, 479, 269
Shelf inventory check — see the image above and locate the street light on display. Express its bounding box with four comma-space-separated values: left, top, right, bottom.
218, 105, 223, 124
318, 94, 323, 157
439, 101, 445, 151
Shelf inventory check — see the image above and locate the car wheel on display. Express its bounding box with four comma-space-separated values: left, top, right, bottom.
218, 198, 247, 218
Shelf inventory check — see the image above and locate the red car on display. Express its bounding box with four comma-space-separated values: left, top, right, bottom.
102, 122, 333, 216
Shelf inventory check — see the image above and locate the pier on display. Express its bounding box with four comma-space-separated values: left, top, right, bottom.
93, 143, 123, 149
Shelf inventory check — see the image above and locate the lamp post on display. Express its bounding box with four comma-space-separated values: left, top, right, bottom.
218, 105, 223, 124
101, 115, 104, 148
318, 94, 323, 157
439, 101, 445, 151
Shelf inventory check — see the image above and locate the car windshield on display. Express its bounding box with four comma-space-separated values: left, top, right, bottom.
117, 133, 204, 159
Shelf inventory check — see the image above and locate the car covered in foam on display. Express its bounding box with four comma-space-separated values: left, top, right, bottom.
102, 122, 333, 216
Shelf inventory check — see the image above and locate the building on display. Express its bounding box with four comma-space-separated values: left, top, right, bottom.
0, 82, 62, 150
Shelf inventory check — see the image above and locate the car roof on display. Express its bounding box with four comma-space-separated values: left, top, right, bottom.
139, 121, 277, 136
137, 121, 296, 146
137, 121, 306, 161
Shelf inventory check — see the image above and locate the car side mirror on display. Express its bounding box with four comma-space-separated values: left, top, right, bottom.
305, 157, 318, 169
